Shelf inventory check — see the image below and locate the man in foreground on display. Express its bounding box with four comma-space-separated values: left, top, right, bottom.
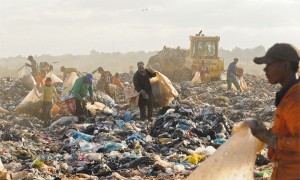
245, 43, 300, 179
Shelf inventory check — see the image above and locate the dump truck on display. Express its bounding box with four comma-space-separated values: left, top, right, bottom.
190, 34, 224, 81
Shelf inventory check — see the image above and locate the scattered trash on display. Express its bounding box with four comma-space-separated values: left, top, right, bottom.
0, 73, 275, 179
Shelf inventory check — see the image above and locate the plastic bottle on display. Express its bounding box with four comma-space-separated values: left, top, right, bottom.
73, 132, 94, 141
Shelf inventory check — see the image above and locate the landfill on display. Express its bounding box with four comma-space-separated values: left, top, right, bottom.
0, 72, 277, 180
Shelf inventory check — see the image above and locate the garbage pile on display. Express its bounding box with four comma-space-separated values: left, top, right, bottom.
147, 46, 193, 82
0, 73, 275, 179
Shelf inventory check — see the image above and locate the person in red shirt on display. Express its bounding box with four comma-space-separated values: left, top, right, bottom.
199, 60, 210, 83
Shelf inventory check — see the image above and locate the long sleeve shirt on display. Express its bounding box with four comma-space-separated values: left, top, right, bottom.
268, 79, 300, 162
72, 76, 93, 100
133, 69, 156, 94
25, 60, 38, 74
227, 62, 237, 78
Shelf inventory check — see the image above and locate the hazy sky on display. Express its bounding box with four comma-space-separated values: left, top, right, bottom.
0, 0, 299, 58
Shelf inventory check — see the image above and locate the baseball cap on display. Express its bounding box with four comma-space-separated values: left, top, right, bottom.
85, 73, 93, 84
254, 43, 300, 64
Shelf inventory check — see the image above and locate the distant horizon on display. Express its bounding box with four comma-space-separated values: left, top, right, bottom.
0, 44, 266, 59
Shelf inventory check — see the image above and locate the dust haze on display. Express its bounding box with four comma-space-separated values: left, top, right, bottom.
0, 46, 266, 78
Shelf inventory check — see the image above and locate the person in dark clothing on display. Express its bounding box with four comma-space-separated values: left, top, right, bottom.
227, 58, 242, 91
133, 61, 156, 122
25, 55, 39, 77
92, 67, 113, 94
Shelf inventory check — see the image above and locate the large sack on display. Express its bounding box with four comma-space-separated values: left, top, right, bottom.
190, 71, 202, 85
85, 102, 112, 115
14, 88, 43, 115
63, 72, 78, 88
150, 71, 178, 107
239, 76, 248, 92
187, 122, 264, 180
124, 87, 140, 108
0, 107, 10, 114
44, 71, 63, 84
17, 65, 36, 90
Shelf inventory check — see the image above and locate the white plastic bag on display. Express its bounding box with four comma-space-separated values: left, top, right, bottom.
44, 71, 63, 84
190, 71, 202, 85
14, 88, 42, 115
63, 72, 78, 88
187, 122, 264, 180
0, 107, 10, 114
17, 65, 36, 89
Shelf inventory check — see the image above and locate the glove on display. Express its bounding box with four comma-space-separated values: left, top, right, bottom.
140, 90, 149, 99
243, 118, 277, 149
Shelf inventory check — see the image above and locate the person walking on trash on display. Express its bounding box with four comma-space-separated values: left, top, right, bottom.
72, 73, 95, 117
227, 58, 242, 91
39, 77, 60, 127
92, 67, 113, 94
244, 43, 300, 180
199, 60, 210, 83
25, 55, 39, 78
133, 61, 156, 125
60, 66, 80, 81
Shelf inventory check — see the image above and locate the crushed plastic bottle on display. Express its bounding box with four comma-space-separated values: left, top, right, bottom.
73, 132, 94, 141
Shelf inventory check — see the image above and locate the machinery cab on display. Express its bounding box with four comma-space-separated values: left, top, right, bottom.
190, 35, 224, 81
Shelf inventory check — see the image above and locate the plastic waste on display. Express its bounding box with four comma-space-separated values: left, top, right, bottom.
174, 164, 185, 173
123, 111, 132, 122
63, 72, 78, 88
0, 106, 10, 114
17, 65, 36, 89
44, 71, 63, 84
31, 159, 45, 168
176, 124, 190, 131
85, 102, 112, 115
104, 142, 126, 152
195, 146, 216, 156
187, 121, 265, 180
150, 71, 179, 107
190, 71, 202, 85
50, 116, 78, 129
79, 141, 96, 152
213, 138, 226, 144
14, 88, 42, 115
116, 120, 125, 128
182, 153, 205, 164
73, 132, 94, 141
127, 134, 142, 141
255, 169, 271, 178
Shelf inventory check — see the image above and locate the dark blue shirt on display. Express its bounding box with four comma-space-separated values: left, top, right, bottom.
227, 62, 237, 78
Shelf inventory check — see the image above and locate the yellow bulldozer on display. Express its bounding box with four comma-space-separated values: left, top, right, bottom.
190, 34, 224, 81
